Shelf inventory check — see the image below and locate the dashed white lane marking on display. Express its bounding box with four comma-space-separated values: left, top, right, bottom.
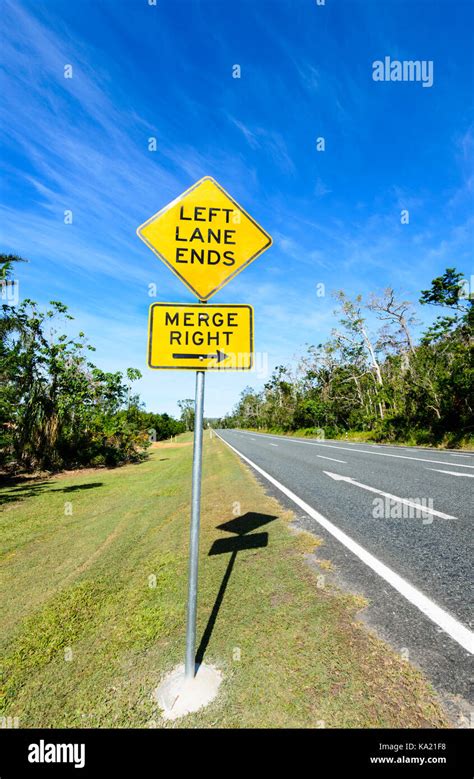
317, 455, 347, 464
216, 432, 473, 655
238, 431, 474, 470
324, 471, 457, 520
269, 443, 278, 447
426, 468, 474, 479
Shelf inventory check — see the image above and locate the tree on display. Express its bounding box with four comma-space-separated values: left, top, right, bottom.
333, 291, 385, 420
368, 287, 416, 356
178, 398, 195, 431
420, 267, 473, 343
0, 253, 27, 281
1, 255, 183, 471
225, 269, 473, 447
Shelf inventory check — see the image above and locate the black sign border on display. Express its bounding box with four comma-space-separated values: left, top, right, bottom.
147, 302, 254, 371
136, 176, 272, 301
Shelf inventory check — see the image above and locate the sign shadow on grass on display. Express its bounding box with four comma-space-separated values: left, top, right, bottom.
195, 512, 277, 668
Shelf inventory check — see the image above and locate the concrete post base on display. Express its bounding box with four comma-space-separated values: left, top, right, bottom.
153, 663, 223, 721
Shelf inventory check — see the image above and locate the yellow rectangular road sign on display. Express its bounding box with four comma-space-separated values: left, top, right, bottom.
137, 177, 272, 301
148, 303, 254, 370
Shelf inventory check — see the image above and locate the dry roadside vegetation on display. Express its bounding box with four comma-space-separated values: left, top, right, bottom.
0, 433, 448, 728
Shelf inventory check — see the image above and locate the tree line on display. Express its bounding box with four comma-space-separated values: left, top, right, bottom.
1, 255, 185, 474
218, 268, 473, 447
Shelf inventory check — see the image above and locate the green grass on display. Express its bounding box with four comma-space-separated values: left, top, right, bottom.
245, 426, 474, 449
0, 433, 449, 727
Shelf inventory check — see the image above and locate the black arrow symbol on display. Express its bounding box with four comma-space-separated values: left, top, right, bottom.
172, 349, 228, 363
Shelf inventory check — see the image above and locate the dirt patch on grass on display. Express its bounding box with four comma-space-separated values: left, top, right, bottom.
1, 463, 126, 486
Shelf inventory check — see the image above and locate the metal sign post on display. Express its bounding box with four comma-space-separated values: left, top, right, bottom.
137, 175, 272, 691
184, 368, 205, 678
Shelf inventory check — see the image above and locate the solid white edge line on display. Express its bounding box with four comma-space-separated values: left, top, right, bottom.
238, 431, 474, 469
215, 431, 474, 655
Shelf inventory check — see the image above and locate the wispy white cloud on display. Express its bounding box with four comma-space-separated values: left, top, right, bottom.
227, 114, 295, 174
314, 178, 332, 198
2, 0, 472, 418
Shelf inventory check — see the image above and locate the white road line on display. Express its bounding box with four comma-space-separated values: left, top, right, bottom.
427, 468, 474, 478
448, 454, 472, 458
269, 443, 278, 447
216, 432, 473, 654
317, 455, 347, 464
324, 471, 457, 519
237, 431, 474, 470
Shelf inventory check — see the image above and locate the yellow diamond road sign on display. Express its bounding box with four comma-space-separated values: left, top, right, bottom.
137, 176, 272, 301
148, 303, 253, 370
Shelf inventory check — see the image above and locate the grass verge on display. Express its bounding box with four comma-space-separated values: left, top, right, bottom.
243, 427, 474, 450
0, 432, 448, 727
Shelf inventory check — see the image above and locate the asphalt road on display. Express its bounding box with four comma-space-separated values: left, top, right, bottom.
216, 429, 474, 715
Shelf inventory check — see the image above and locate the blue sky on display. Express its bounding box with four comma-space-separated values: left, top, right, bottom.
1, 0, 473, 417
